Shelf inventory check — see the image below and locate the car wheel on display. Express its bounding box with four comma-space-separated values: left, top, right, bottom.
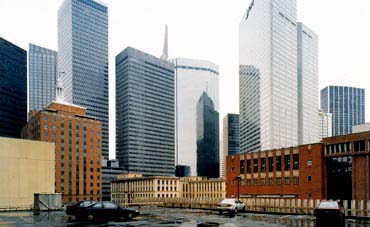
218, 210, 222, 215
88, 214, 94, 221
127, 213, 133, 220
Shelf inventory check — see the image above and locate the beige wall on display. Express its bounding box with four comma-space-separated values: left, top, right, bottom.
0, 137, 55, 209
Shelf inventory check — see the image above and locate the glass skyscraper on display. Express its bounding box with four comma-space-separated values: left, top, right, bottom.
171, 58, 219, 176
58, 0, 109, 158
0, 37, 27, 138
321, 86, 365, 136
196, 92, 219, 178
297, 23, 319, 145
29, 44, 58, 111
221, 113, 239, 177
116, 47, 175, 176
239, 0, 318, 152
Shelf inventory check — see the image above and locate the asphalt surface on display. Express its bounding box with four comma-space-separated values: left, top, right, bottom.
0, 207, 369, 227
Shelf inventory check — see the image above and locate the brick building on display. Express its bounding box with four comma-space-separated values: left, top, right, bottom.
22, 78, 102, 203
226, 144, 325, 199
323, 131, 370, 201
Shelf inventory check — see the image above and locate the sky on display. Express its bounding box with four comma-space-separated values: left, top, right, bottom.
1, 0, 370, 159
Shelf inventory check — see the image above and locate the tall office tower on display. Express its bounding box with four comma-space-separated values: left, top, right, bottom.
116, 47, 175, 176
29, 44, 58, 111
297, 23, 319, 145
171, 58, 219, 176
196, 92, 219, 178
221, 114, 239, 177
58, 0, 109, 158
239, 65, 260, 152
22, 79, 102, 203
0, 37, 27, 138
318, 109, 332, 140
321, 86, 365, 136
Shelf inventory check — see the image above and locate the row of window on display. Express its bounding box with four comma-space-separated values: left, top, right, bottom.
232, 176, 313, 186
239, 154, 299, 174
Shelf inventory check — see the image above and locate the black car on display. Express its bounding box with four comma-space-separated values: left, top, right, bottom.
66, 201, 140, 222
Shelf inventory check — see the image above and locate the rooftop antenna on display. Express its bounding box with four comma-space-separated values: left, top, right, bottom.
160, 24, 168, 61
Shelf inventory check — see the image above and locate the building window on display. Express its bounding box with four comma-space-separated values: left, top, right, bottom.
240, 160, 245, 174
52, 125, 57, 130
44, 116, 48, 121
293, 154, 299, 170
253, 179, 258, 185
246, 160, 251, 173
308, 193, 312, 198
284, 177, 290, 185
307, 160, 312, 166
253, 159, 258, 172
261, 178, 266, 185
268, 157, 274, 172
307, 176, 312, 182
276, 156, 281, 171
354, 140, 365, 152
44, 132, 48, 137
261, 158, 266, 172
247, 179, 251, 186
293, 177, 299, 185
269, 178, 273, 185
276, 177, 282, 185
284, 155, 290, 171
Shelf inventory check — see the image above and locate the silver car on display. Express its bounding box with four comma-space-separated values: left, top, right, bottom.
217, 198, 246, 214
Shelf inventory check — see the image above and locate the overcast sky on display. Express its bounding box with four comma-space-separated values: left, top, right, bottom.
1, 0, 370, 159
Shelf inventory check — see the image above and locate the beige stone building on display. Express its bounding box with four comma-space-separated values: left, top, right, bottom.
179, 176, 226, 199
111, 174, 226, 205
0, 137, 55, 210
111, 173, 179, 205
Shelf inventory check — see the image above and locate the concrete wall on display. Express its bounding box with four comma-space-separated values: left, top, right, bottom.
0, 137, 55, 210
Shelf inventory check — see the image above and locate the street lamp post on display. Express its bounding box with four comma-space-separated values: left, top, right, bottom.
235, 176, 242, 200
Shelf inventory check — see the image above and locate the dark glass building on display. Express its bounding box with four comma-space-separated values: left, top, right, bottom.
196, 92, 219, 178
29, 43, 58, 111
58, 0, 109, 158
175, 165, 191, 178
102, 159, 126, 201
0, 37, 27, 138
223, 114, 240, 155
116, 47, 175, 176
321, 86, 365, 136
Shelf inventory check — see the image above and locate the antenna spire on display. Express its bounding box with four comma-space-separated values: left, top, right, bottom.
160, 24, 168, 60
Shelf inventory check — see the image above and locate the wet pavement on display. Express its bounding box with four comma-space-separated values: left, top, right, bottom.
0, 207, 370, 227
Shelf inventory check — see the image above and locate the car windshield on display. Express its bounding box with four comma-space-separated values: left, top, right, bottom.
78, 201, 96, 207
318, 201, 339, 209
220, 199, 235, 204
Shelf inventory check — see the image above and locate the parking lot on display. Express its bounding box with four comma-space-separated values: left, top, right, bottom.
0, 207, 370, 227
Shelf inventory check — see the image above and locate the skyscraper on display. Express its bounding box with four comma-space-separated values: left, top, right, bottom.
221, 114, 239, 177
318, 109, 332, 139
58, 0, 109, 158
196, 92, 219, 178
116, 47, 175, 176
171, 58, 219, 175
29, 44, 58, 111
0, 37, 27, 138
321, 86, 365, 136
239, 0, 318, 152
297, 23, 319, 145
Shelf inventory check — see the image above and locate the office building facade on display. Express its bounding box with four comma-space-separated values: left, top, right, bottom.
58, 0, 109, 158
102, 159, 126, 201
29, 44, 58, 111
196, 92, 219, 178
239, 0, 299, 151
171, 58, 219, 175
321, 86, 365, 136
0, 37, 27, 138
318, 109, 332, 140
297, 23, 319, 145
116, 47, 175, 176
222, 114, 240, 177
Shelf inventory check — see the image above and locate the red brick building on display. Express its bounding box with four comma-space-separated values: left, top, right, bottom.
226, 144, 326, 199
323, 131, 370, 201
22, 80, 102, 203
227, 131, 370, 201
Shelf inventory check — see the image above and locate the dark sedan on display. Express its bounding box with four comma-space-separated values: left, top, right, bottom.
66, 201, 140, 222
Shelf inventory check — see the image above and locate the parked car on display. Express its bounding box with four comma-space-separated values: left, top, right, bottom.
217, 198, 245, 214
66, 201, 140, 222
315, 200, 345, 226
